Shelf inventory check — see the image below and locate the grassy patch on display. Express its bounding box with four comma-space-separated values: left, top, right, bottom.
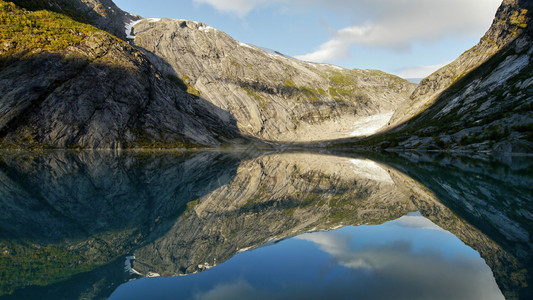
0, 1, 98, 55
0, 241, 97, 296
182, 75, 201, 97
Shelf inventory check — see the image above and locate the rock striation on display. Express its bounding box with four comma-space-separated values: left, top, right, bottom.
370, 0, 533, 152
130, 18, 415, 142
392, 0, 531, 125
0, 1, 243, 149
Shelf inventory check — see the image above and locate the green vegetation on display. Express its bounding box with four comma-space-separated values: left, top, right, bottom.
283, 78, 323, 102
167, 74, 201, 98
0, 1, 98, 56
167, 74, 189, 91
329, 71, 354, 86
0, 241, 97, 296
182, 75, 201, 97
242, 86, 261, 101
284, 78, 296, 88
509, 8, 529, 29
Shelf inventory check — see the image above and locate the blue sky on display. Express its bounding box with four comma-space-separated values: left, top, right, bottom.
114, 0, 501, 78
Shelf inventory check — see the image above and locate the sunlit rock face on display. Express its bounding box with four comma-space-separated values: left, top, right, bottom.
130, 19, 415, 142
382, 0, 533, 152
393, 0, 532, 125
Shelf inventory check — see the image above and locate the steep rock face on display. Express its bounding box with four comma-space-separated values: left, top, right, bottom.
393, 20, 533, 152
0, 1, 242, 149
345, 0, 533, 152
132, 153, 414, 276
392, 0, 531, 125
130, 19, 416, 142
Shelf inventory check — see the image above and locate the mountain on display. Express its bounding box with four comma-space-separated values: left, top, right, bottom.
0, 0, 243, 149
0, 0, 416, 149
129, 18, 415, 142
339, 0, 533, 152
1, 0, 530, 151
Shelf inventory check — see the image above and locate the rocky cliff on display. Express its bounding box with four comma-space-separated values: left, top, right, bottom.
129, 18, 416, 142
359, 0, 533, 152
0, 0, 416, 149
369, 151, 533, 299
1, 0, 531, 150
392, 0, 531, 125
0, 1, 244, 149
0, 150, 244, 296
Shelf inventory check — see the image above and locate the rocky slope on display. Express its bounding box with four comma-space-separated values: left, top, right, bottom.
368, 151, 533, 299
129, 18, 416, 142
0, 1, 245, 149
347, 0, 533, 152
0, 0, 416, 149
392, 0, 531, 125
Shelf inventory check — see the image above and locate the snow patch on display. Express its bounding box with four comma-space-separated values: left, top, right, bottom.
147, 18, 161, 23
330, 224, 344, 230
394, 212, 448, 232
237, 246, 253, 253
198, 262, 215, 269
124, 19, 143, 39
198, 25, 215, 32
350, 159, 393, 184
146, 272, 161, 278
124, 256, 142, 275
239, 42, 254, 49
350, 112, 393, 136
329, 65, 344, 70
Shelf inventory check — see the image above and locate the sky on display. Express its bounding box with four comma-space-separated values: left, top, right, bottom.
114, 0, 502, 79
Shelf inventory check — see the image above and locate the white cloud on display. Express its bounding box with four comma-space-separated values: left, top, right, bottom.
194, 280, 256, 300
193, 0, 269, 17
394, 61, 451, 79
295, 0, 501, 62
295, 221, 504, 300
195, 0, 502, 68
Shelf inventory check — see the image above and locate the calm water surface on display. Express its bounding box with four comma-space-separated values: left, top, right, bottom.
0, 150, 531, 299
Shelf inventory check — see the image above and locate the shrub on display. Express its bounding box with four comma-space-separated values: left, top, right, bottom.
0, 0, 98, 55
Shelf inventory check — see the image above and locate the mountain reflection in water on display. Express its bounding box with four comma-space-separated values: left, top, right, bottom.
0, 150, 531, 300
110, 213, 503, 300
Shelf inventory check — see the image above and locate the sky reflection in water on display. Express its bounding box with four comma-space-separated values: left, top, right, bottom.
109, 212, 503, 300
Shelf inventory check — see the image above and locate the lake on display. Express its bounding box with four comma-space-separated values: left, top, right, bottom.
0, 150, 531, 299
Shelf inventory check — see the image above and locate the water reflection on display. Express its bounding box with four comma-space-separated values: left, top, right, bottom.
110, 214, 504, 300
0, 150, 531, 299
